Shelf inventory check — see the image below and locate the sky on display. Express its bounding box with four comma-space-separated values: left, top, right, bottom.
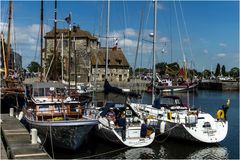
0, 0, 239, 72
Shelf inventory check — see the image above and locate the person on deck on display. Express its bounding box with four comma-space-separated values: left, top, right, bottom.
106, 108, 116, 125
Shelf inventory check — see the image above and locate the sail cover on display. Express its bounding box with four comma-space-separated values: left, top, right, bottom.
104, 80, 141, 99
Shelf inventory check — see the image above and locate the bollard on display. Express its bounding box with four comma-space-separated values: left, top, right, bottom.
31, 128, 38, 144
9, 108, 14, 117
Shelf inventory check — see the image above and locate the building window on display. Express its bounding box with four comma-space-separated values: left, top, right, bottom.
116, 59, 122, 65
63, 39, 68, 47
119, 75, 122, 81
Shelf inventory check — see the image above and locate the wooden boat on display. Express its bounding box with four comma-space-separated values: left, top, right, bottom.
1, 79, 25, 113
130, 95, 229, 143
1, 2, 25, 114
146, 79, 199, 93
23, 82, 98, 151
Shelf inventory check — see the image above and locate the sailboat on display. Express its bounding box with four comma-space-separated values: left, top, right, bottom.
23, 0, 98, 151
1, 0, 25, 114
94, 1, 155, 148
130, 1, 229, 143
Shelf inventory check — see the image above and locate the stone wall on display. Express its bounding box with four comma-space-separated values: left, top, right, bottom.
45, 38, 96, 83
91, 67, 129, 82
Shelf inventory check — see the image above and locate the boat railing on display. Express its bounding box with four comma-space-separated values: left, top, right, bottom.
29, 104, 85, 121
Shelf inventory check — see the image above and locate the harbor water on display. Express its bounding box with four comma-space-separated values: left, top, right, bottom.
44, 90, 239, 159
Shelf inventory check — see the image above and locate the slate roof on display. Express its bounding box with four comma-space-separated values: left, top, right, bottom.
91, 47, 129, 67
45, 26, 97, 40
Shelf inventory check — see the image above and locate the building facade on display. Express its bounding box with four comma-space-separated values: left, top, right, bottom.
44, 26, 130, 84
44, 26, 98, 83
91, 47, 130, 82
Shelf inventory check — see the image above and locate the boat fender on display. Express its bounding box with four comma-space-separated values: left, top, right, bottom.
216, 109, 225, 120
160, 121, 166, 133
98, 123, 103, 130
167, 112, 172, 120
18, 111, 23, 120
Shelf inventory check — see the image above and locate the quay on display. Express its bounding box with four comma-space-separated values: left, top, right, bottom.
1, 114, 51, 159
199, 80, 239, 91
23, 77, 239, 95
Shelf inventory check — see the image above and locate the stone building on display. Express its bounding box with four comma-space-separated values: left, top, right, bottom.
44, 26, 98, 84
91, 47, 130, 82
0, 39, 22, 71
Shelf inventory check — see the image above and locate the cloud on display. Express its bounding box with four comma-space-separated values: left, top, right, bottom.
159, 37, 169, 43
219, 43, 227, 47
124, 28, 137, 37
157, 3, 165, 10
217, 53, 226, 58
1, 23, 51, 67
183, 37, 190, 43
119, 38, 136, 47
199, 38, 208, 44
203, 49, 208, 54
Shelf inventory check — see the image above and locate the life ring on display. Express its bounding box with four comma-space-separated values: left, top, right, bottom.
216, 109, 225, 120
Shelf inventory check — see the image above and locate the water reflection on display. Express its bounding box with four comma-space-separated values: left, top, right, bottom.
187, 146, 228, 159
153, 139, 229, 159
113, 147, 156, 159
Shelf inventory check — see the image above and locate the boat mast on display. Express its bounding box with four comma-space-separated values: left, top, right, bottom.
61, 33, 63, 83
40, 0, 43, 81
5, 0, 12, 79
68, 12, 72, 90
53, 0, 57, 80
152, 0, 157, 105
105, 0, 110, 81
74, 36, 77, 89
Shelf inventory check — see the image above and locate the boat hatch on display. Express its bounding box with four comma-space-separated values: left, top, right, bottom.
203, 122, 211, 128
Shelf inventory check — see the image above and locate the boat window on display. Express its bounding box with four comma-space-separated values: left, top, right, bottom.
45, 88, 50, 96
126, 109, 132, 116
70, 104, 78, 111
38, 105, 49, 112
203, 122, 211, 128
160, 98, 175, 106
174, 99, 181, 105
34, 88, 44, 96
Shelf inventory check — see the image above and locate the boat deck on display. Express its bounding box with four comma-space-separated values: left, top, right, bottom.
1, 114, 51, 159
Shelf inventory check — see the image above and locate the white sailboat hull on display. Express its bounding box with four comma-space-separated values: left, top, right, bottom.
96, 117, 155, 147
130, 103, 228, 143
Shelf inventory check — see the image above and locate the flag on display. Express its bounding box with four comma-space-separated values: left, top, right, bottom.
65, 14, 71, 24
112, 38, 118, 51
115, 38, 118, 46
178, 68, 185, 77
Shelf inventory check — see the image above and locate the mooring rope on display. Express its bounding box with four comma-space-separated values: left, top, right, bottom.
155, 123, 180, 143
81, 146, 129, 159
49, 125, 55, 159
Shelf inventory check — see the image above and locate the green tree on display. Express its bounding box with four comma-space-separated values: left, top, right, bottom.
202, 69, 211, 78
215, 63, 221, 77
221, 65, 226, 76
156, 62, 167, 76
129, 67, 133, 76
27, 61, 40, 73
229, 67, 239, 78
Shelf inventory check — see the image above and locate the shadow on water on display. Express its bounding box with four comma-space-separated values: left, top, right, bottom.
43, 130, 229, 159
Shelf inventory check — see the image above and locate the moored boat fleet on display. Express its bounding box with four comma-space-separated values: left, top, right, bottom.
3, 79, 230, 151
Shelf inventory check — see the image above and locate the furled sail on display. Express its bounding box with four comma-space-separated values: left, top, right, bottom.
104, 80, 141, 99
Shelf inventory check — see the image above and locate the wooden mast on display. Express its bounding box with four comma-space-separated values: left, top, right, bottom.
5, 0, 12, 79
40, 0, 43, 81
